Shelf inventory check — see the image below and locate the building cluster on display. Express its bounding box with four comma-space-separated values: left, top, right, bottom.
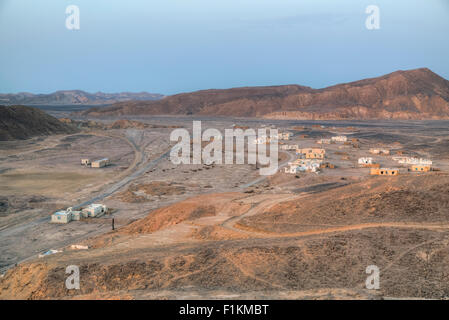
81, 158, 110, 168
278, 128, 436, 177
51, 204, 108, 224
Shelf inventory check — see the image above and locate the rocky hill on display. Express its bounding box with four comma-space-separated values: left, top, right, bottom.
0, 105, 78, 140
0, 90, 163, 106
80, 68, 449, 120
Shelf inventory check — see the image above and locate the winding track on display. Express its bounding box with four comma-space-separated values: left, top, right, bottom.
0, 133, 173, 274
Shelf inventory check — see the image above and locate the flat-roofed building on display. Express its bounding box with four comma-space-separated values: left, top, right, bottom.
411, 165, 431, 172
82, 203, 108, 217
370, 168, 399, 176
331, 136, 347, 143
358, 157, 373, 165
280, 144, 299, 150
278, 132, 293, 140
317, 138, 332, 144
51, 210, 72, 224
91, 158, 110, 168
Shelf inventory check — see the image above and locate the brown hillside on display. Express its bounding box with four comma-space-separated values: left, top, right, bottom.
80, 68, 449, 120
0, 105, 78, 141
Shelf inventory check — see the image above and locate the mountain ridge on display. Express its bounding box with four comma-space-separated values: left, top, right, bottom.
80, 68, 449, 120
0, 90, 164, 106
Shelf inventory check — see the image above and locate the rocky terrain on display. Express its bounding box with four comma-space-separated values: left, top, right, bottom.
0, 105, 78, 140
80, 68, 449, 120
1, 174, 449, 300
0, 90, 163, 106
1, 116, 449, 300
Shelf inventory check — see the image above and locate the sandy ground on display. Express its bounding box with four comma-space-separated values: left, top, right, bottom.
1, 117, 449, 299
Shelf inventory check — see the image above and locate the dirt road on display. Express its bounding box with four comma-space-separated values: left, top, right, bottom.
0, 133, 174, 274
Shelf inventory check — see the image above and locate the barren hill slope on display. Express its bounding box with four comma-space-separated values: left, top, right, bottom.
81, 68, 449, 120
0, 105, 78, 140
2, 175, 449, 299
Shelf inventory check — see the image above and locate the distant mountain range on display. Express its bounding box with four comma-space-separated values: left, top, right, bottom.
0, 105, 77, 140
80, 68, 449, 120
0, 90, 164, 106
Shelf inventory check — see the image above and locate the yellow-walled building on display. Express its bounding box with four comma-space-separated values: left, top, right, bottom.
370, 168, 399, 176
411, 165, 431, 172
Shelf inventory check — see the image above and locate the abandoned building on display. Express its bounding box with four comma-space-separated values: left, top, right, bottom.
280, 144, 299, 151
331, 136, 347, 143
81, 159, 91, 166
296, 148, 326, 159
277, 132, 293, 140
51, 207, 81, 224
393, 157, 432, 165
370, 148, 390, 155
82, 203, 108, 217
316, 138, 332, 144
91, 158, 110, 168
320, 162, 335, 169
411, 165, 431, 172
50, 204, 107, 224
358, 157, 373, 165
51, 210, 72, 224
285, 159, 322, 174
370, 168, 399, 176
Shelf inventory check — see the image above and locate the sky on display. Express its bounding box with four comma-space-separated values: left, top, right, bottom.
0, 0, 448, 95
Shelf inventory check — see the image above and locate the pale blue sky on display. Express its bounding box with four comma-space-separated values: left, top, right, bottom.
0, 0, 448, 95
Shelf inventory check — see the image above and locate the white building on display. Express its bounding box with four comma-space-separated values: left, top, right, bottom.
278, 132, 293, 140
71, 210, 82, 221
358, 157, 373, 165
280, 144, 299, 150
51, 207, 81, 223
331, 136, 347, 143
81, 159, 91, 166
51, 210, 72, 224
285, 159, 322, 174
82, 204, 107, 217
393, 157, 432, 165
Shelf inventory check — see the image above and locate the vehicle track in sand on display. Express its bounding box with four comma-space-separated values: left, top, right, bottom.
0, 132, 172, 274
